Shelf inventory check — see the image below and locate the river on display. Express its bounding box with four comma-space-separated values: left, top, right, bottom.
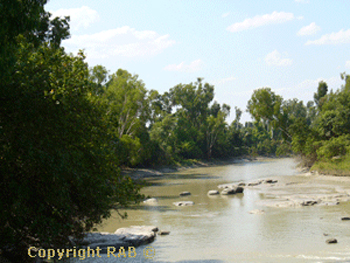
74, 158, 350, 263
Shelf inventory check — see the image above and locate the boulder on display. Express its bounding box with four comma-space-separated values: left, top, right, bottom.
221, 188, 236, 195
208, 190, 219, 195
247, 180, 262, 187
301, 200, 319, 206
143, 198, 158, 205
233, 186, 244, 193
158, 230, 170, 235
179, 191, 191, 196
341, 217, 350, 221
264, 179, 278, 184
80, 225, 158, 252
173, 201, 194, 206
326, 238, 337, 244
238, 182, 246, 187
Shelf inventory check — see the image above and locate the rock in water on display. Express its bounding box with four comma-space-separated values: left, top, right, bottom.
233, 186, 244, 193
173, 201, 194, 206
341, 217, 350, 221
143, 198, 158, 205
80, 225, 158, 252
326, 238, 338, 244
264, 179, 278, 184
158, 230, 170, 235
179, 191, 191, 196
208, 190, 219, 195
221, 188, 236, 195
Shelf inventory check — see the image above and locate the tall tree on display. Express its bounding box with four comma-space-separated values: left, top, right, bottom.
314, 81, 328, 110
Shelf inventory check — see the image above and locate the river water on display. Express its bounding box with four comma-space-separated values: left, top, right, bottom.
76, 158, 350, 263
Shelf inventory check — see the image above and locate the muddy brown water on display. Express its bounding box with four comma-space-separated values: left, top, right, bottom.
72, 158, 350, 263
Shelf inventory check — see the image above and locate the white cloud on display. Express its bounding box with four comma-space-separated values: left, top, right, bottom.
306, 29, 350, 45
164, 59, 203, 73
63, 26, 175, 58
227, 11, 295, 32
346, 61, 350, 68
51, 6, 99, 31
297, 22, 320, 36
265, 50, 293, 66
293, 76, 343, 97
214, 76, 236, 85
222, 12, 230, 18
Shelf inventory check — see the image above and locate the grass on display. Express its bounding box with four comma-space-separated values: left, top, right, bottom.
311, 153, 350, 176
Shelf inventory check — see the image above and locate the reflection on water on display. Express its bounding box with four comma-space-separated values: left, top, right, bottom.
79, 158, 350, 263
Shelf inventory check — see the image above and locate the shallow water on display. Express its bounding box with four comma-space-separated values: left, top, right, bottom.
73, 158, 350, 263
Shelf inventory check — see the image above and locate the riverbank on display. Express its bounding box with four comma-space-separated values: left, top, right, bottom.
121, 156, 264, 180
310, 155, 350, 176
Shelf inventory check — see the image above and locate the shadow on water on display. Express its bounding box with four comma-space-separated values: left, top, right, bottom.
123, 205, 174, 212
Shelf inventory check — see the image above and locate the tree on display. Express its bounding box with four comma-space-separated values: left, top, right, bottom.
314, 81, 328, 110
100, 69, 150, 166
89, 65, 109, 95
0, 2, 142, 262
247, 87, 282, 133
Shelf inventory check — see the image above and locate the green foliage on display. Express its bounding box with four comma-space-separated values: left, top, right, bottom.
314, 81, 328, 110
0, 3, 142, 261
247, 87, 282, 131
316, 135, 350, 160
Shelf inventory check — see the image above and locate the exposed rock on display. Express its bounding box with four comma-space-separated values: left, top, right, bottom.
233, 186, 244, 193
326, 238, 337, 244
265, 179, 278, 184
238, 182, 246, 186
80, 225, 158, 252
173, 201, 194, 206
221, 188, 236, 195
179, 191, 191, 196
249, 209, 265, 215
341, 217, 350, 221
301, 200, 319, 206
158, 230, 170, 235
208, 190, 220, 195
247, 180, 262, 187
143, 198, 158, 205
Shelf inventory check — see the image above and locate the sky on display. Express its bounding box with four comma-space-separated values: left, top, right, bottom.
45, 0, 350, 123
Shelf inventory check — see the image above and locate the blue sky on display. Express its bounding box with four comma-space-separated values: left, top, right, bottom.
45, 0, 350, 123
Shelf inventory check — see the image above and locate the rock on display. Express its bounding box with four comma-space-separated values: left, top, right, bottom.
179, 191, 191, 196
341, 217, 350, 221
301, 200, 319, 206
233, 186, 244, 193
249, 209, 265, 215
323, 233, 329, 236
208, 190, 219, 195
158, 230, 170, 235
318, 201, 340, 206
247, 180, 262, 187
238, 182, 246, 186
173, 201, 194, 206
80, 225, 158, 252
326, 238, 337, 244
221, 188, 236, 195
265, 179, 278, 184
143, 198, 158, 205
